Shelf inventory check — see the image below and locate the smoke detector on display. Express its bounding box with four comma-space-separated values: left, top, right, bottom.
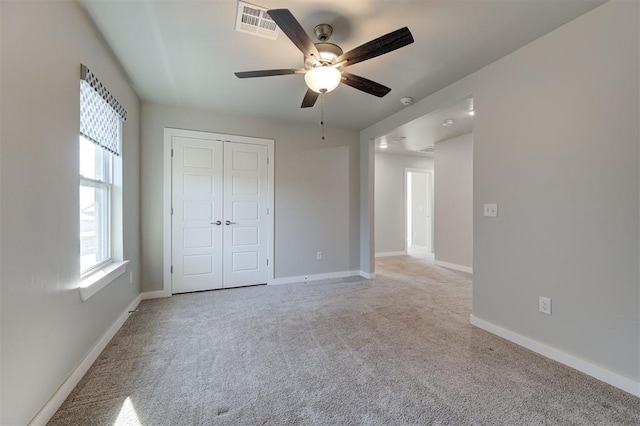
400, 97, 414, 106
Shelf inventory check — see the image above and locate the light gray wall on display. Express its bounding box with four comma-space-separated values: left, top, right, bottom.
362, 0, 639, 382
0, 2, 141, 424
141, 103, 360, 290
434, 133, 473, 268
374, 153, 432, 254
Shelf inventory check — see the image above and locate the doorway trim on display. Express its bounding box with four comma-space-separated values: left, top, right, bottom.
162, 128, 275, 295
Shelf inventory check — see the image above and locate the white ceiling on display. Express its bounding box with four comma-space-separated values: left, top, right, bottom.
375, 96, 473, 156
79, 0, 606, 131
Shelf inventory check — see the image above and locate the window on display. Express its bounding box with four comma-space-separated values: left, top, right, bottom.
79, 65, 127, 279
80, 135, 114, 274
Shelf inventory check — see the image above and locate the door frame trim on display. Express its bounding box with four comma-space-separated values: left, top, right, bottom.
162, 128, 275, 295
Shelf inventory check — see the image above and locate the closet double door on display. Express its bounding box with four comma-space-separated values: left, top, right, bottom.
172, 135, 269, 294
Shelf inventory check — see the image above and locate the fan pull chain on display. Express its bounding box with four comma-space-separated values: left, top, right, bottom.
320, 92, 326, 140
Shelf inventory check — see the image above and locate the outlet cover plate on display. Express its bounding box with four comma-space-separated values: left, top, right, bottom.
484, 203, 498, 217
539, 296, 552, 315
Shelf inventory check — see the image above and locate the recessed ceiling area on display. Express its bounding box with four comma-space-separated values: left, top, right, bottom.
79, 0, 606, 130
375, 97, 473, 156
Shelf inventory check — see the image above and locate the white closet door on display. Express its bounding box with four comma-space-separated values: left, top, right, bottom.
222, 142, 269, 288
172, 136, 224, 294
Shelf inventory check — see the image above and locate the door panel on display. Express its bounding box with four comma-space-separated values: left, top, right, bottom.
232, 201, 259, 220
232, 227, 259, 246
223, 142, 269, 288
183, 254, 213, 275
183, 228, 213, 248
232, 252, 259, 271
172, 137, 223, 294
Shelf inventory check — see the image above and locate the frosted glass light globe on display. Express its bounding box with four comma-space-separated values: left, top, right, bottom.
304, 66, 341, 94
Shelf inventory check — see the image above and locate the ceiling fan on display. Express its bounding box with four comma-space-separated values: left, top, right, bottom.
234, 9, 414, 108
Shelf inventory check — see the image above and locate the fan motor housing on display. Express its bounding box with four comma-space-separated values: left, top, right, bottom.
306, 42, 343, 67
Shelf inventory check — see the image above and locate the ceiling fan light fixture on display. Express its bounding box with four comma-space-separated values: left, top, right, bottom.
235, 9, 414, 108
319, 51, 338, 62
305, 66, 341, 94
315, 42, 343, 63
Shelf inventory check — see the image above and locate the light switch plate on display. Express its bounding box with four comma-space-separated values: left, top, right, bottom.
484, 203, 498, 217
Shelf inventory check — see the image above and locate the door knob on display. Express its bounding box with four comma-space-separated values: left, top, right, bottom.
211, 220, 222, 226
225, 220, 236, 225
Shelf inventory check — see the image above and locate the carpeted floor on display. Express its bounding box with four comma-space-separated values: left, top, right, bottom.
49, 255, 639, 425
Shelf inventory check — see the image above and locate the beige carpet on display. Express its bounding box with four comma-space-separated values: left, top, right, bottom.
49, 256, 639, 425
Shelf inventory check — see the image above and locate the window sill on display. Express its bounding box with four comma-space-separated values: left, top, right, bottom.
79, 260, 130, 301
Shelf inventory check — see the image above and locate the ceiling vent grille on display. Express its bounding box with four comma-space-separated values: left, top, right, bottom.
236, 1, 280, 40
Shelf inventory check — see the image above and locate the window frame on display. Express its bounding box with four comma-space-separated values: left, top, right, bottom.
79, 179, 112, 277
79, 125, 118, 278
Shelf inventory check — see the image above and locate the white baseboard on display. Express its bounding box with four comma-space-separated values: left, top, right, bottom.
140, 289, 171, 300
29, 294, 143, 425
359, 271, 376, 279
375, 251, 406, 258
434, 260, 473, 274
270, 270, 362, 285
470, 314, 640, 397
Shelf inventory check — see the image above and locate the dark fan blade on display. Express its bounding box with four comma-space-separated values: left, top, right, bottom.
268, 9, 320, 60
336, 27, 414, 67
341, 72, 391, 97
301, 89, 319, 108
235, 69, 305, 78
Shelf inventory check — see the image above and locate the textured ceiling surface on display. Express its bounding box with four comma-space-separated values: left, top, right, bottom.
80, 0, 605, 130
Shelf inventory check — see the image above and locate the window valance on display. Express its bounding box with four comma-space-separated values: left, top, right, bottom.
80, 64, 127, 156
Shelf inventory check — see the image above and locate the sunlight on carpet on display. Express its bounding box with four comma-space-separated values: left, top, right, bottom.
114, 397, 141, 426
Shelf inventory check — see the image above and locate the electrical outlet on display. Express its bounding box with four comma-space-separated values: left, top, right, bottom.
484, 203, 498, 217
316, 251, 323, 260
538, 296, 551, 315
129, 272, 133, 284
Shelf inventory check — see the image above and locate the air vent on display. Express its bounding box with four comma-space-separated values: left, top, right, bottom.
419, 146, 435, 154
236, 1, 280, 40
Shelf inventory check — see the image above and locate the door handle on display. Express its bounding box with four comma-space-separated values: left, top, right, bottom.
211, 220, 222, 226
225, 220, 236, 225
